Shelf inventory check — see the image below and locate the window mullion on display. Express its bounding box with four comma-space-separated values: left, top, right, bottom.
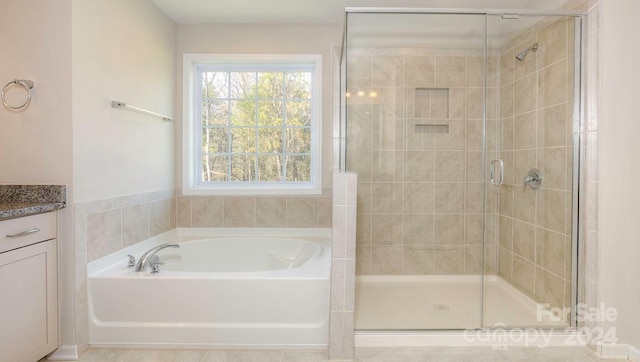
226, 71, 232, 181
197, 70, 203, 183
203, 72, 211, 182
281, 71, 287, 182
254, 71, 259, 182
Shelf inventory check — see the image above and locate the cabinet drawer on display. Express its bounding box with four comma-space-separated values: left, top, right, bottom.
0, 213, 56, 253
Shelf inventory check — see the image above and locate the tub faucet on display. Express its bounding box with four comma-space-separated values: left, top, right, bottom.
134, 243, 180, 272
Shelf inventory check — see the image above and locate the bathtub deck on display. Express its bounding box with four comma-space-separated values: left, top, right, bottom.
355, 275, 568, 330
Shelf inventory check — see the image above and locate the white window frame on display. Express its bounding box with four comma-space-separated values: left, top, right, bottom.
182, 54, 322, 195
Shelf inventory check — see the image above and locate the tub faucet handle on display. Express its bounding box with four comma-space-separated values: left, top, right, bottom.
127, 254, 136, 268
150, 260, 164, 274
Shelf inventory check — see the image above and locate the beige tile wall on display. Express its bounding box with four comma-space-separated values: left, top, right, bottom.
73, 189, 176, 354
329, 172, 356, 360
78, 191, 176, 262
175, 195, 332, 228
497, 16, 577, 312
347, 48, 499, 276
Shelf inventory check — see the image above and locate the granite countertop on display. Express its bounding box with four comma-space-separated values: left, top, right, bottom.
0, 202, 66, 220
0, 185, 66, 221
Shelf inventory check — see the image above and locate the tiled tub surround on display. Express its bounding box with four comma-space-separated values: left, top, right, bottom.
78, 191, 176, 263
175, 195, 332, 229
74, 191, 332, 355
496, 16, 576, 314
346, 48, 500, 276
73, 189, 177, 354
78, 193, 331, 264
0, 185, 66, 219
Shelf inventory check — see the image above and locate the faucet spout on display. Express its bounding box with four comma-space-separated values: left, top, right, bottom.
134, 243, 180, 272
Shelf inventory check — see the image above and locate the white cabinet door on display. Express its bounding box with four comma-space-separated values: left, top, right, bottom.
0, 239, 58, 362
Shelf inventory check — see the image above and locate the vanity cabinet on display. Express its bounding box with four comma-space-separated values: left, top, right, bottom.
0, 212, 58, 362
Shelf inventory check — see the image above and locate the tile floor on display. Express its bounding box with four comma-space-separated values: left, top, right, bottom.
47, 346, 626, 361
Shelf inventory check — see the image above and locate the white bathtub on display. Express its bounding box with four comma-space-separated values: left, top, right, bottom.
87, 228, 331, 349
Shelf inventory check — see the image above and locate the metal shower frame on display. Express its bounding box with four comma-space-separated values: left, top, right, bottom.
340, 7, 587, 330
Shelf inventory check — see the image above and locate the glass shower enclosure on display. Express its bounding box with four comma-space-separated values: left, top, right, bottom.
341, 10, 583, 331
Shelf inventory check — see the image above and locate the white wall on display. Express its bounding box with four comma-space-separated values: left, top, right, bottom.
73, 0, 177, 203
175, 24, 343, 192
71, 0, 176, 352
0, 0, 73, 184
598, 0, 640, 351
0, 0, 75, 348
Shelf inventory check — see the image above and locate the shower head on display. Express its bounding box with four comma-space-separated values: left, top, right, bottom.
515, 42, 538, 61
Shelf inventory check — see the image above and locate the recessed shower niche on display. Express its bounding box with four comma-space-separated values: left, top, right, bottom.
414, 88, 449, 119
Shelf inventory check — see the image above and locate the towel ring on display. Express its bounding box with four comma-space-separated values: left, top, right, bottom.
2, 79, 34, 110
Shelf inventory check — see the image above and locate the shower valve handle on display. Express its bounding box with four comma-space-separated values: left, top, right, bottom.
524, 169, 543, 190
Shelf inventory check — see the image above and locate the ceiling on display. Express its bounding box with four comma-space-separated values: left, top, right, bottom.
151, 0, 569, 24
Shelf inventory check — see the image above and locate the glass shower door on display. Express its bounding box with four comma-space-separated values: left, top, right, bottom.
483, 14, 580, 329
346, 12, 488, 330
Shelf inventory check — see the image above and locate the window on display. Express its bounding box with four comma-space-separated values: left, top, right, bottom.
183, 54, 322, 195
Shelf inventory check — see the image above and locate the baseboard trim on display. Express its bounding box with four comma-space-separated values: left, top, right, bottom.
47, 345, 78, 361
355, 330, 582, 347
597, 342, 629, 359
629, 344, 640, 361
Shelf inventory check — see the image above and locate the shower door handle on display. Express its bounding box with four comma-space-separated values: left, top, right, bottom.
490, 159, 504, 186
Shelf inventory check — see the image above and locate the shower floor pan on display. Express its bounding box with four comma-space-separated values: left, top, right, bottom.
355, 275, 568, 330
